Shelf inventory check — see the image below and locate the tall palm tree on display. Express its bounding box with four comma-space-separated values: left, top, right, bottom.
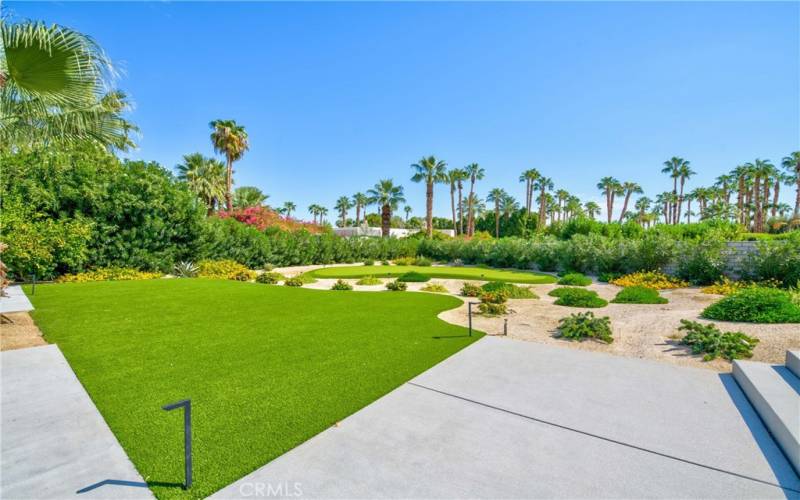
176, 153, 226, 215
367, 179, 406, 237
335, 196, 353, 227
565, 196, 583, 221
676, 161, 696, 223
210, 119, 249, 211
584, 201, 600, 220
596, 176, 622, 224
554, 189, 569, 223
486, 188, 507, 238
617, 181, 643, 223
352, 192, 368, 226
446, 169, 463, 234
454, 169, 468, 234
534, 176, 554, 229
661, 157, 687, 224
782, 152, 800, 217
634, 197, 652, 226
411, 156, 448, 237
502, 194, 519, 221
318, 207, 329, 224
0, 21, 137, 150
689, 187, 710, 220
233, 186, 268, 209
308, 204, 321, 224
282, 201, 296, 219
404, 205, 412, 222
464, 163, 485, 236
745, 159, 775, 232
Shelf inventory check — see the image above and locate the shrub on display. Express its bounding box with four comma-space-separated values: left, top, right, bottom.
331, 279, 353, 291
557, 273, 592, 286
460, 282, 483, 297
55, 267, 162, 283
356, 276, 382, 285
198, 259, 251, 280
701, 277, 749, 296
701, 287, 800, 323
674, 234, 728, 285
363, 259, 375, 266
678, 320, 760, 361
296, 273, 317, 284
421, 283, 448, 293
478, 291, 508, 315
739, 233, 800, 288
450, 258, 464, 267
256, 272, 285, 284
397, 271, 431, 282
173, 261, 198, 278
263, 263, 275, 272
598, 272, 622, 283
610, 271, 687, 290
556, 312, 613, 343
549, 287, 607, 308
386, 280, 407, 291
381, 260, 390, 265
230, 269, 256, 281
284, 277, 305, 287
481, 281, 538, 299
611, 286, 668, 304
393, 257, 415, 266
413, 256, 433, 266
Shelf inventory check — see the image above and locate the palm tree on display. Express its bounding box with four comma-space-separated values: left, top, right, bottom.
352, 192, 368, 226
745, 159, 775, 232
617, 182, 642, 223
676, 161, 696, 223
486, 188, 507, 237
308, 204, 321, 224
0, 21, 137, 150
555, 189, 569, 223
661, 157, 688, 224
367, 179, 405, 237
210, 119, 249, 211
233, 186, 268, 209
782, 152, 800, 217
634, 197, 652, 226
565, 196, 583, 221
404, 205, 412, 222
446, 169, 463, 235
318, 207, 329, 225
518, 169, 540, 216
584, 201, 600, 220
464, 163, 485, 236
411, 156, 448, 237
282, 201, 296, 219
596, 177, 622, 223
684, 192, 695, 223
176, 153, 226, 215
689, 187, 710, 220
534, 176, 554, 229
454, 169, 468, 234
335, 196, 353, 227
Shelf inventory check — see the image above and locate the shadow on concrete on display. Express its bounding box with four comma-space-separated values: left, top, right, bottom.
76, 479, 184, 494
719, 373, 800, 495
772, 366, 800, 396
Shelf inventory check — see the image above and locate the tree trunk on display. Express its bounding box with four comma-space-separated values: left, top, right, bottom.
618, 192, 632, 223
538, 187, 547, 228
450, 185, 457, 235
467, 179, 476, 236
737, 177, 745, 225
753, 175, 762, 232
426, 181, 434, 238
355, 204, 361, 226
457, 183, 464, 235
525, 179, 531, 215
605, 189, 613, 224
663, 202, 669, 224
686, 199, 692, 223
763, 179, 771, 224
772, 182, 780, 218
494, 205, 500, 238
676, 177, 686, 224
381, 204, 391, 238
225, 156, 233, 211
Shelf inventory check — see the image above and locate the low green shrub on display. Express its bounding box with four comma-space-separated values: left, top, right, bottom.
386, 280, 407, 291
173, 261, 198, 278
548, 287, 607, 308
460, 282, 483, 297
678, 320, 760, 361
56, 267, 162, 283
256, 272, 285, 284
611, 286, 668, 304
363, 259, 375, 266
397, 271, 431, 282
331, 279, 353, 291
356, 276, 382, 285
421, 283, 449, 293
556, 312, 613, 343
557, 273, 592, 286
598, 272, 622, 283
295, 273, 317, 284
381, 260, 390, 265
393, 257, 415, 266
481, 281, 538, 299
283, 277, 305, 287
197, 259, 254, 280
478, 291, 508, 315
413, 256, 433, 266
701, 287, 800, 323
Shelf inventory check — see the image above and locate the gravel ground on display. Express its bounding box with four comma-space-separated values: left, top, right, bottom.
1, 312, 48, 351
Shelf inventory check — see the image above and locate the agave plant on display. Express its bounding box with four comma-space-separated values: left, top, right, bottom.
173, 261, 198, 278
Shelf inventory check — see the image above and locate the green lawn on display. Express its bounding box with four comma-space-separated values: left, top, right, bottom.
27, 279, 480, 499
308, 265, 556, 284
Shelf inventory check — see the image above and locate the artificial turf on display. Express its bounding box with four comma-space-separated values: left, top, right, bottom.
308, 265, 556, 284
26, 279, 481, 499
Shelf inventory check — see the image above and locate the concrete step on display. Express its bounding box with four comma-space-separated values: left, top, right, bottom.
787, 351, 800, 379
733, 359, 800, 475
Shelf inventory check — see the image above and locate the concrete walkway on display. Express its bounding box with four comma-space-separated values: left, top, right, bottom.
214, 337, 800, 499
1, 345, 152, 499
1, 285, 34, 314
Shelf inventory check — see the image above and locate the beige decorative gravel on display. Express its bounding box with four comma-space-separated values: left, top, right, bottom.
1, 313, 48, 351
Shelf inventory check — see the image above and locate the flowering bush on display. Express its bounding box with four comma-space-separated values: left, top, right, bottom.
610, 271, 687, 290
460, 282, 482, 297
56, 267, 162, 283
421, 283, 448, 293
478, 291, 508, 315
217, 206, 323, 233
331, 279, 353, 291
386, 280, 407, 291
256, 272, 285, 284
197, 259, 255, 280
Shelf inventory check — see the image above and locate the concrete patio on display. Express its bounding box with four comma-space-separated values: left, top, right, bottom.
214, 337, 800, 499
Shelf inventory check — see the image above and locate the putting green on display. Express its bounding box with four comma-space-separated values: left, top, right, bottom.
308, 265, 556, 284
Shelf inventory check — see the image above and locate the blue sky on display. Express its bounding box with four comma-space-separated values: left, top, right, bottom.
8, 1, 800, 220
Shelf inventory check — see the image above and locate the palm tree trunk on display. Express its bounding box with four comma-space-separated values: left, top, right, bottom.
772, 182, 780, 218
538, 187, 547, 228
753, 176, 762, 232
450, 185, 457, 235
606, 189, 613, 224
618, 192, 632, 223
225, 156, 233, 211
381, 204, 391, 238
763, 179, 771, 224
426, 181, 434, 238
494, 204, 500, 238
355, 204, 361, 226
457, 183, 464, 235
686, 199, 692, 223
468, 179, 476, 236
676, 177, 686, 224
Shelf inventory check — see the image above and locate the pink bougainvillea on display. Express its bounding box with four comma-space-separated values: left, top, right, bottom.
217, 206, 323, 233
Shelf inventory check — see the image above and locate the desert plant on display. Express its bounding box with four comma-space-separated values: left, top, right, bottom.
421, 283, 449, 293
460, 282, 483, 297
356, 276, 382, 285
611, 286, 668, 304
610, 271, 688, 290
678, 320, 760, 361
173, 261, 198, 278
450, 258, 464, 267
393, 257, 415, 265
263, 263, 275, 272
701, 287, 800, 323
386, 280, 407, 291
363, 259, 375, 266
557, 272, 592, 286
230, 268, 257, 281
331, 279, 353, 291
548, 287, 608, 308
256, 272, 285, 284
701, 277, 781, 295
478, 291, 508, 315
556, 312, 613, 343
413, 256, 433, 266
481, 281, 538, 299
283, 277, 305, 287
397, 271, 431, 282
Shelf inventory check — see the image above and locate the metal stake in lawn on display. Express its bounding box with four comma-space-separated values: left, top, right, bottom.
163, 399, 192, 489
468, 302, 479, 336
31, 273, 36, 295
504, 318, 508, 336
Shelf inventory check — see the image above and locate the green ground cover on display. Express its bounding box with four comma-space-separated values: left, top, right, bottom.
27, 279, 480, 499
308, 265, 556, 284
